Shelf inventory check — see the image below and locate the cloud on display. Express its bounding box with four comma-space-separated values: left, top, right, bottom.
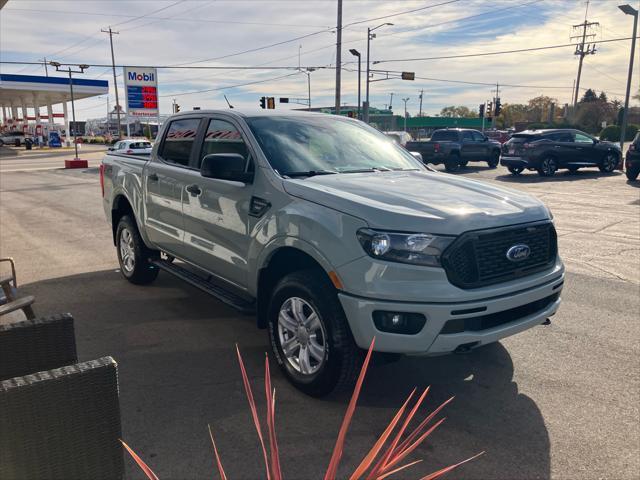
1, 0, 637, 120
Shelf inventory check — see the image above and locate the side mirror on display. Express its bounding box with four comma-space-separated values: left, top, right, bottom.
200, 153, 252, 183
410, 151, 423, 162
483, 136, 489, 142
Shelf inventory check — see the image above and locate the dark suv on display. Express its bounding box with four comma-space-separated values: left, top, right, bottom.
500, 129, 621, 177
625, 132, 640, 181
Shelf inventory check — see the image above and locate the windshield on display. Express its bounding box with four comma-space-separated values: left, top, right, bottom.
245, 115, 423, 175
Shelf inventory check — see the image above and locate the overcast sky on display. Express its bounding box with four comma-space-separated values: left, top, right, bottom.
1, 0, 638, 120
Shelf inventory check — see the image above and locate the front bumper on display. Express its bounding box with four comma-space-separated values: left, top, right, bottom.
338, 270, 564, 355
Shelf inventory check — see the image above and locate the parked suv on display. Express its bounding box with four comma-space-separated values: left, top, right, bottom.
101, 111, 563, 396
501, 129, 621, 177
625, 132, 640, 181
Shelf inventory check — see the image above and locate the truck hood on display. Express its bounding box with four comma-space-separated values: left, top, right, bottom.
283, 171, 550, 234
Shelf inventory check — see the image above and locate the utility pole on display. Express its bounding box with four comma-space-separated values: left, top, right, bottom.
494, 82, 500, 129
571, 1, 599, 111
418, 89, 424, 117
102, 26, 123, 138
334, 0, 342, 115
38, 57, 48, 76
402, 97, 409, 132
618, 4, 638, 160
389, 92, 394, 111
364, 22, 393, 123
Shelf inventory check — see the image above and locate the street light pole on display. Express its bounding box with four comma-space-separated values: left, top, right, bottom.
349, 49, 361, 119
618, 4, 638, 162
402, 97, 409, 132
364, 22, 393, 123
50, 62, 88, 161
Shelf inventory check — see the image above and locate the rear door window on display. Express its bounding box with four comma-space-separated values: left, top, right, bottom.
159, 118, 201, 167
461, 131, 473, 141
431, 130, 458, 141
574, 132, 593, 144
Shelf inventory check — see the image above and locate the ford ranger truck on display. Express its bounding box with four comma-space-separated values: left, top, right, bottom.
101, 111, 564, 397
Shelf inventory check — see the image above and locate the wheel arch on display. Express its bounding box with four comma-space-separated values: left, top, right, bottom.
255, 243, 336, 329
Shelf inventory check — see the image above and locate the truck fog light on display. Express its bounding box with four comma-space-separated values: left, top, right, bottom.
373, 311, 426, 335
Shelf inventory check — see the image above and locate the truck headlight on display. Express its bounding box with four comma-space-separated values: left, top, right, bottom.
356, 228, 455, 267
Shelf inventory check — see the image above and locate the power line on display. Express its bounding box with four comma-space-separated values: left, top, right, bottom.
373, 36, 638, 64
158, 72, 301, 97
2, 7, 332, 28
344, 0, 462, 28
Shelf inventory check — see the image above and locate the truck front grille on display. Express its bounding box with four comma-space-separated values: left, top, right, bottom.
442, 222, 557, 289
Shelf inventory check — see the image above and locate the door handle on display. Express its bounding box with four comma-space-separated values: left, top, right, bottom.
148, 173, 159, 182
186, 184, 202, 196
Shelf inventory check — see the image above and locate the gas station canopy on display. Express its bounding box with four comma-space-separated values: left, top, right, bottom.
0, 73, 108, 107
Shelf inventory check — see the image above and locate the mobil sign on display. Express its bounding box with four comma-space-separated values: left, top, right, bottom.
123, 66, 158, 117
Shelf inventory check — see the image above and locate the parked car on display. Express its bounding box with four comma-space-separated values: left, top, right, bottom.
405, 128, 502, 172
383, 131, 413, 147
625, 132, 640, 181
501, 129, 621, 177
0, 131, 30, 147
485, 129, 511, 144
101, 111, 563, 396
108, 139, 153, 155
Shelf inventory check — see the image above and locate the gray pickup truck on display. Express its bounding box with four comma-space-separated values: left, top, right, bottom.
406, 128, 502, 172
101, 110, 564, 396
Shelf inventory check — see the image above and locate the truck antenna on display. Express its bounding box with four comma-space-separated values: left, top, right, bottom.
224, 95, 234, 109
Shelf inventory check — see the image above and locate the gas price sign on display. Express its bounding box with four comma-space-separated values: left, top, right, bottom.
123, 67, 158, 117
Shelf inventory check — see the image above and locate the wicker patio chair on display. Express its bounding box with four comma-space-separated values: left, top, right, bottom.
0, 257, 35, 320
0, 313, 77, 381
0, 357, 124, 480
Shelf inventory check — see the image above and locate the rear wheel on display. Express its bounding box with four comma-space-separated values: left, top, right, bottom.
568, 166, 579, 174
487, 151, 500, 168
116, 215, 159, 285
268, 269, 361, 397
458, 160, 469, 168
508, 166, 524, 175
537, 156, 558, 177
626, 165, 640, 181
444, 154, 461, 172
599, 152, 618, 173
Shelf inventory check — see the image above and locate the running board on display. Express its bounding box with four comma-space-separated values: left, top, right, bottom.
151, 259, 255, 314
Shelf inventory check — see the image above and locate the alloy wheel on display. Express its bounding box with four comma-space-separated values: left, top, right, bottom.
119, 228, 136, 273
277, 297, 327, 375
540, 157, 557, 176
602, 153, 617, 172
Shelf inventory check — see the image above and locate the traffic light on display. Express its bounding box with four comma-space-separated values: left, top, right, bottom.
259, 96, 266, 109
486, 101, 493, 118
479, 103, 485, 118
494, 98, 502, 116
173, 103, 180, 113
267, 97, 275, 109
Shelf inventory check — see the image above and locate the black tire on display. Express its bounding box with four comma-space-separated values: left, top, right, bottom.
508, 166, 524, 175
537, 156, 558, 177
626, 165, 640, 181
458, 160, 469, 168
599, 152, 619, 173
487, 151, 500, 168
444, 154, 461, 172
268, 269, 362, 397
568, 166, 579, 174
116, 215, 159, 285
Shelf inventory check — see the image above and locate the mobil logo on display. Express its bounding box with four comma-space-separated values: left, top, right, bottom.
128, 71, 155, 82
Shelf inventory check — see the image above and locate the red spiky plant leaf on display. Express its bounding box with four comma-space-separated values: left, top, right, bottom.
120, 440, 159, 480
323, 338, 376, 480
208, 425, 228, 480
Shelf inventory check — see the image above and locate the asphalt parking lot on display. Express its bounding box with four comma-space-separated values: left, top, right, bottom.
1, 157, 638, 479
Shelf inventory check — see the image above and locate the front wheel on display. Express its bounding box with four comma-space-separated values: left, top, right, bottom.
599, 152, 619, 173
508, 166, 524, 175
268, 269, 361, 397
537, 156, 558, 177
116, 215, 159, 285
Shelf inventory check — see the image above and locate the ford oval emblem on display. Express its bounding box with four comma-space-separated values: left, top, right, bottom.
506, 244, 531, 262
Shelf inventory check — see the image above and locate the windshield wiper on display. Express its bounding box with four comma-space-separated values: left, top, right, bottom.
340, 167, 392, 174
281, 170, 338, 178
